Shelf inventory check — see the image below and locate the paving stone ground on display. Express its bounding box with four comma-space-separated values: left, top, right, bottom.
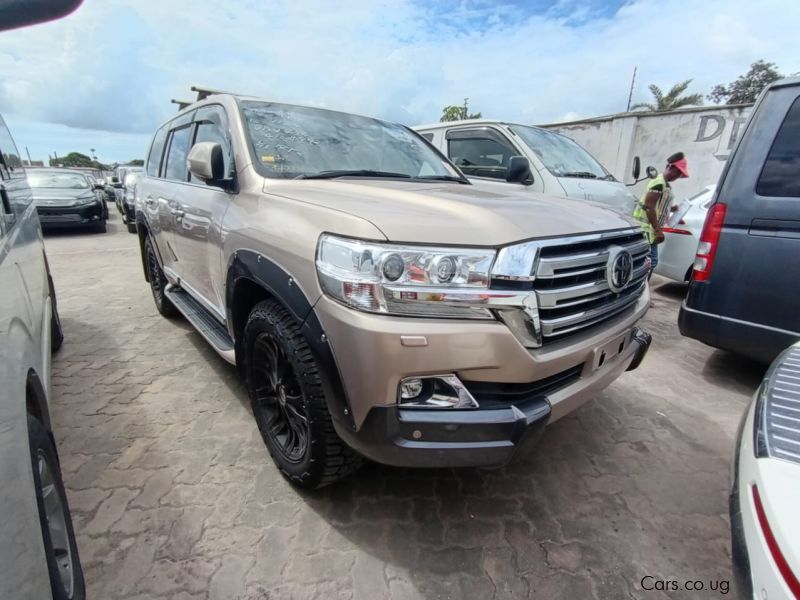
43, 216, 761, 599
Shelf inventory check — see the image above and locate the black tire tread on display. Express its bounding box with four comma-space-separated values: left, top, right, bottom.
245, 299, 361, 489
144, 236, 179, 318
28, 416, 86, 600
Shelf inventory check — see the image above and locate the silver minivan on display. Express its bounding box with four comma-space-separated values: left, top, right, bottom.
415, 119, 637, 214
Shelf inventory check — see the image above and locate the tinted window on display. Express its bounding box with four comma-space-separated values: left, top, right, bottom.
0, 116, 24, 182
147, 126, 168, 177
448, 137, 516, 180
164, 126, 193, 182
421, 132, 434, 142
757, 97, 800, 197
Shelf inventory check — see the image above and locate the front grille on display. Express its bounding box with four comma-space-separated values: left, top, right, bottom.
763, 346, 800, 464
533, 230, 649, 342
464, 365, 582, 409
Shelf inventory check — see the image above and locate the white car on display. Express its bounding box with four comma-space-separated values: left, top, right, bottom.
654, 185, 716, 282
730, 341, 800, 599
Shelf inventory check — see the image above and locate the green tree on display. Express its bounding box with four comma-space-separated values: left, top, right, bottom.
630, 80, 704, 112
50, 152, 94, 168
440, 98, 482, 122
49, 152, 109, 170
126, 159, 144, 166
708, 60, 782, 105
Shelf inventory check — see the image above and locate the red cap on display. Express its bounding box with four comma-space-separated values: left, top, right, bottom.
671, 157, 689, 178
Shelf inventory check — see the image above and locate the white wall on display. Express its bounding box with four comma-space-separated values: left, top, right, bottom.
543, 104, 752, 201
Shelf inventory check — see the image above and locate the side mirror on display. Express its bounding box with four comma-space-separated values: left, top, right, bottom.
0, 0, 83, 33
506, 156, 534, 185
93, 183, 104, 190
632, 156, 641, 181
111, 176, 120, 184
188, 142, 224, 183
646, 166, 658, 179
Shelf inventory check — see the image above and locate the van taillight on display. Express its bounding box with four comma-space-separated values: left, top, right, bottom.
692, 203, 727, 282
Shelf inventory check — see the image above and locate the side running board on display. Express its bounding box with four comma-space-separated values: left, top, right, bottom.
165, 286, 236, 365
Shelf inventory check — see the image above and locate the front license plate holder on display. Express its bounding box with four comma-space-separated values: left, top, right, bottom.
592, 331, 631, 371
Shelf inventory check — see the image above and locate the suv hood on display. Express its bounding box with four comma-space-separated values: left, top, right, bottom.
265, 179, 638, 246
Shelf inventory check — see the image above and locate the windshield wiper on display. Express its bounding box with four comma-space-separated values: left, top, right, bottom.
415, 175, 469, 184
560, 171, 599, 179
295, 170, 412, 180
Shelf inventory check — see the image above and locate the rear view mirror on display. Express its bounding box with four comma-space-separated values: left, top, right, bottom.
506, 156, 534, 186
632, 156, 641, 181
188, 142, 225, 184
0, 0, 83, 33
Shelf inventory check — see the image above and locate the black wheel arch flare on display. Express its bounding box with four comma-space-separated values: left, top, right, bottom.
226, 250, 356, 430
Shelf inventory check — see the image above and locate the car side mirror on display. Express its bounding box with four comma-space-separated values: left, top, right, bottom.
93, 183, 104, 190
506, 156, 534, 185
632, 156, 641, 181
188, 142, 226, 185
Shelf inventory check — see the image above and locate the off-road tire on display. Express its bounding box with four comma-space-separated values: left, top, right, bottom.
28, 416, 86, 600
127, 221, 137, 234
94, 219, 106, 234
244, 299, 361, 489
48, 273, 64, 353
144, 236, 179, 318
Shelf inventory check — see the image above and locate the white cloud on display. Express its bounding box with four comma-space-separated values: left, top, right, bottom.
0, 0, 797, 161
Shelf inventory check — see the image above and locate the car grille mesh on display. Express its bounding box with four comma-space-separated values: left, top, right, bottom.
765, 347, 800, 464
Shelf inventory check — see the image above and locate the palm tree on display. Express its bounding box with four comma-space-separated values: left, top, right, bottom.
630, 80, 704, 112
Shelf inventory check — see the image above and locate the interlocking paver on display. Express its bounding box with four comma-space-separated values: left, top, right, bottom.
44, 218, 759, 599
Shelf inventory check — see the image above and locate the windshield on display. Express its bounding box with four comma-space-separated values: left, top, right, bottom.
240, 101, 460, 180
27, 172, 90, 189
511, 125, 609, 179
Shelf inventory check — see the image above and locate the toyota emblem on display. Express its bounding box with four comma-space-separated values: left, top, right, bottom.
606, 246, 633, 293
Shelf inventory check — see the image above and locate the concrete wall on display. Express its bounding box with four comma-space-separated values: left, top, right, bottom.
542, 104, 752, 201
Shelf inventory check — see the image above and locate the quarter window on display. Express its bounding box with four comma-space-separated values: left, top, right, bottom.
448, 136, 517, 180
147, 126, 168, 177
164, 126, 193, 182
757, 97, 800, 197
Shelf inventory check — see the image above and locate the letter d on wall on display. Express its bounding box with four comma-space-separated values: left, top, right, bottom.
695, 115, 725, 142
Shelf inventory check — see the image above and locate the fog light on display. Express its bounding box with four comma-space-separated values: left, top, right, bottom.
398, 375, 479, 409
400, 378, 424, 399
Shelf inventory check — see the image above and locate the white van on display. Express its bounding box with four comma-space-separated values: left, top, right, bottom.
415, 120, 637, 214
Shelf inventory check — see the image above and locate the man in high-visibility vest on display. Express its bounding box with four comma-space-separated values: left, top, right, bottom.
633, 152, 689, 278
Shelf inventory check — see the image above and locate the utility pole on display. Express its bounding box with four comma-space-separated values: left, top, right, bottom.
462, 97, 469, 120
25, 146, 32, 165
626, 66, 637, 112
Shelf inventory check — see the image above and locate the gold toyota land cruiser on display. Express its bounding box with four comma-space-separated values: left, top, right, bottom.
135, 88, 652, 488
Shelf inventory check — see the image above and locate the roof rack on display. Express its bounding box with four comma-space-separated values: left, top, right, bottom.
190, 85, 236, 101
171, 99, 193, 111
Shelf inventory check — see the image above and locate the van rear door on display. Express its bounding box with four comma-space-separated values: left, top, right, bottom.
682, 81, 800, 360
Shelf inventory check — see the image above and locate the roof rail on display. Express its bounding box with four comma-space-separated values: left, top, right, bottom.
190, 85, 236, 101
171, 99, 193, 111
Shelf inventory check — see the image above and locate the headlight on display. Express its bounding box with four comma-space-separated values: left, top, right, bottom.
316, 234, 496, 318
72, 195, 98, 206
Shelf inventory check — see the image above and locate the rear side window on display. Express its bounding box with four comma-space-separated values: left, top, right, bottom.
448, 137, 516, 180
757, 97, 800, 197
147, 126, 168, 177
164, 126, 193, 182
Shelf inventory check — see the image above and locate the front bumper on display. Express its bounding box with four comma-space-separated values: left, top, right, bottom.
36, 203, 104, 227
316, 289, 650, 467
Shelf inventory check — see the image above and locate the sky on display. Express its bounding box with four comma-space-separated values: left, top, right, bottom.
0, 0, 797, 164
